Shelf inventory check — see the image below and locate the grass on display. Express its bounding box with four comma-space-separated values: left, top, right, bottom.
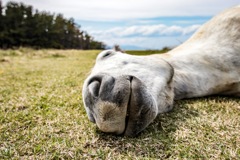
126, 48, 170, 55
0, 48, 239, 159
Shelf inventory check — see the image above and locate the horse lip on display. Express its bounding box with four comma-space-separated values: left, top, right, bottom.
123, 76, 133, 135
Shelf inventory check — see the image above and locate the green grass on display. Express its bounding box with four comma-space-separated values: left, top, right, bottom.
126, 48, 170, 55
0, 48, 239, 159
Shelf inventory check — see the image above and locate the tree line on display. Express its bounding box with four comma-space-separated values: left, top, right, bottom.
0, 1, 106, 49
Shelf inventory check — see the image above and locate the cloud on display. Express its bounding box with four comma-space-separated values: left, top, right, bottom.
89, 24, 201, 38
87, 24, 201, 49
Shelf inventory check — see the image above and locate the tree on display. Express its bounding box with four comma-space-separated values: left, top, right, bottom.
0, 1, 105, 50
0, 0, 4, 48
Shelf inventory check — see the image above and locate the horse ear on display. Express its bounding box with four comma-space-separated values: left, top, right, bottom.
113, 45, 125, 53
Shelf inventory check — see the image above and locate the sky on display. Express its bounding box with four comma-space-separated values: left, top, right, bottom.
2, 0, 240, 49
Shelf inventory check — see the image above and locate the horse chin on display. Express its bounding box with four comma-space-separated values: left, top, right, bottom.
123, 77, 158, 137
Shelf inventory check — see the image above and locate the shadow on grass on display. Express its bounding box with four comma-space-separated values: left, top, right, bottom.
83, 99, 199, 158
86, 96, 240, 158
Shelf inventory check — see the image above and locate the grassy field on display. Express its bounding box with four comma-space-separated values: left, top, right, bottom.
0, 48, 239, 159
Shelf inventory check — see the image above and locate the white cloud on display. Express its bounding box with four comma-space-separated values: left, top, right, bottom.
88, 24, 201, 49
2, 0, 239, 20
89, 24, 201, 38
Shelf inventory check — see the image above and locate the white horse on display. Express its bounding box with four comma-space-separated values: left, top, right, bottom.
82, 6, 240, 137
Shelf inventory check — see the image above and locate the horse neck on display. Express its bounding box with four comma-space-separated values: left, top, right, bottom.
158, 42, 224, 99
157, 6, 240, 99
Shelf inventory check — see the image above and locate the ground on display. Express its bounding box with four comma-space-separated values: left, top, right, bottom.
0, 48, 239, 159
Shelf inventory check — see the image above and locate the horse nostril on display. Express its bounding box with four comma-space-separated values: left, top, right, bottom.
88, 76, 103, 97
88, 74, 115, 98
89, 80, 100, 97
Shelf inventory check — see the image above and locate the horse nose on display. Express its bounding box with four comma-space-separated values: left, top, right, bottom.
88, 75, 115, 98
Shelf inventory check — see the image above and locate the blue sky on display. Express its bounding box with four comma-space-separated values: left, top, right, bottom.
78, 16, 211, 49
3, 0, 240, 49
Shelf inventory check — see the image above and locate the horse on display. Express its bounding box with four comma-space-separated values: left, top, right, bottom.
82, 6, 240, 137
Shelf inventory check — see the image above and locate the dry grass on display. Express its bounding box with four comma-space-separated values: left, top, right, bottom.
0, 48, 239, 159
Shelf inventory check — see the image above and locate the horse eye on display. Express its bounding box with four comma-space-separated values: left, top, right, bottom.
102, 51, 112, 58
